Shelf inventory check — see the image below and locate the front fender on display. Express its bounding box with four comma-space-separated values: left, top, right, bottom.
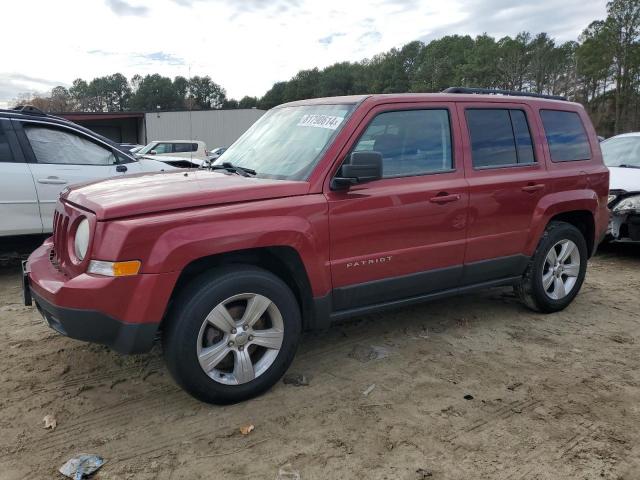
93, 195, 331, 297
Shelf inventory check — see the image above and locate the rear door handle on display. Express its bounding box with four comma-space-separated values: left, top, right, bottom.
522, 183, 544, 193
37, 176, 67, 185
429, 193, 461, 204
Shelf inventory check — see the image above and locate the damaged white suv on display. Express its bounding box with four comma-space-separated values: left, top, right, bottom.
602, 132, 640, 241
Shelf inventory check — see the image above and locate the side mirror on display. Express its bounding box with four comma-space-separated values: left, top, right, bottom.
149, 150, 157, 155
332, 151, 383, 189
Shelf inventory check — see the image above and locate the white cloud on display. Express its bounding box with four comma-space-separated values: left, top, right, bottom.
0, 0, 608, 107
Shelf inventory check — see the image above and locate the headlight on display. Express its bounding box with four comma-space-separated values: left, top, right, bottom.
612, 194, 640, 214
74, 218, 90, 261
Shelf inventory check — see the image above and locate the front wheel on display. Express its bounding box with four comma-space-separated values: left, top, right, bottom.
163, 266, 301, 404
515, 221, 588, 313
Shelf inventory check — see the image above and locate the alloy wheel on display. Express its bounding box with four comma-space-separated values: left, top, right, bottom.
542, 239, 581, 300
196, 293, 284, 385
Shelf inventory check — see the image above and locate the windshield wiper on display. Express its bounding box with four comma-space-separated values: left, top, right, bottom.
208, 161, 256, 177
616, 164, 640, 169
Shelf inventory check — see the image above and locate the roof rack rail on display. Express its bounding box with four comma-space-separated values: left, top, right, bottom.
11, 105, 48, 116
442, 87, 567, 101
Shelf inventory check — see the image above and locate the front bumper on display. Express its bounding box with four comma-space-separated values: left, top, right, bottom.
608, 212, 640, 241
32, 290, 159, 354
26, 240, 179, 354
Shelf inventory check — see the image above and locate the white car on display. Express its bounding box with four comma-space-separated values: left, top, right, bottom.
1, 106, 174, 237
136, 140, 209, 162
602, 132, 640, 241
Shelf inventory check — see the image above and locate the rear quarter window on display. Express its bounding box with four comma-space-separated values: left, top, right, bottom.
540, 110, 591, 162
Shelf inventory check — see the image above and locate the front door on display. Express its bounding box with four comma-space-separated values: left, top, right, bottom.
326, 104, 468, 311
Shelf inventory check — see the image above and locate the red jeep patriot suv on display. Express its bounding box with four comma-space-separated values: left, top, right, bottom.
24, 88, 609, 404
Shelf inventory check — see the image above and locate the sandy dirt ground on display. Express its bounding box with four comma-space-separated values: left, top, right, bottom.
1, 244, 639, 480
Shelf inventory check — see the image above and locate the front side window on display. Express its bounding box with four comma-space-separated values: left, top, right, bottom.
214, 104, 355, 180
466, 109, 535, 168
25, 125, 116, 165
353, 109, 452, 178
152, 143, 172, 154
601, 136, 640, 168
540, 110, 591, 162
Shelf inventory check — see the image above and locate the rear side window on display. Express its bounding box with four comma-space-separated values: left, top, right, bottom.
466, 109, 535, 168
0, 126, 15, 163
173, 143, 196, 153
25, 126, 116, 165
540, 110, 591, 162
353, 109, 452, 178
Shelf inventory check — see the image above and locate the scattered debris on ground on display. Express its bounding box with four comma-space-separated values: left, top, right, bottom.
239, 424, 255, 435
42, 414, 57, 430
362, 384, 376, 396
348, 344, 392, 363
59, 454, 105, 479
282, 373, 309, 386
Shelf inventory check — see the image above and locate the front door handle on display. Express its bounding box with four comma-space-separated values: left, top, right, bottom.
522, 183, 545, 193
429, 193, 461, 204
37, 176, 67, 185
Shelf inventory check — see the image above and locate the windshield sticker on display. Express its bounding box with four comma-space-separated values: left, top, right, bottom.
297, 114, 344, 130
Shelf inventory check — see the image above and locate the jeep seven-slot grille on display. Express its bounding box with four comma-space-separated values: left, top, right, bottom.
51, 210, 69, 266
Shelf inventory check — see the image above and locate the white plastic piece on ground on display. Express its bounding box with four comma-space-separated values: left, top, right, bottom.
59, 454, 105, 479
363, 384, 376, 396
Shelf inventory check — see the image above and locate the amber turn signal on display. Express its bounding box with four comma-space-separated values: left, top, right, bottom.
88, 260, 141, 277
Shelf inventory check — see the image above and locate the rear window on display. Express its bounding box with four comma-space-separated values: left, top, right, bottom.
540, 110, 591, 162
466, 109, 535, 168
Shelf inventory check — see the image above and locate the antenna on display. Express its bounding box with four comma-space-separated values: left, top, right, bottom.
188, 64, 194, 170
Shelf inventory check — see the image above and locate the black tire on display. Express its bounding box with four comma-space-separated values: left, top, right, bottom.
162, 266, 301, 404
515, 221, 588, 313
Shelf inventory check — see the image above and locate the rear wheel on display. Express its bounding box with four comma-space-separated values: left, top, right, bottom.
163, 266, 301, 404
515, 221, 588, 313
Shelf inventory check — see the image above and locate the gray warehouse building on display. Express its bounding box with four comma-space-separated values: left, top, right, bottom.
60, 108, 265, 150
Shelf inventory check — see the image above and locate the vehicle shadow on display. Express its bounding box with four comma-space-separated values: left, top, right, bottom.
597, 241, 640, 261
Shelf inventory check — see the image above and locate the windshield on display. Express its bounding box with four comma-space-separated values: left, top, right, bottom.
213, 104, 355, 180
602, 136, 640, 167
137, 142, 159, 155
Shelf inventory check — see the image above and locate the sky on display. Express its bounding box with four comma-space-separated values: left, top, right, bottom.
0, 0, 608, 108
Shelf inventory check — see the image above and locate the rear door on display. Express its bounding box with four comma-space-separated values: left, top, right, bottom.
0, 119, 42, 235
456, 102, 548, 284
13, 120, 124, 232
326, 103, 469, 311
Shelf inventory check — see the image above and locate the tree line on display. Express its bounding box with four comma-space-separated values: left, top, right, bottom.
15, 0, 639, 137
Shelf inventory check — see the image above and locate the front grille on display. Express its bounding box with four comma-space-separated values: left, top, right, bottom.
51, 210, 69, 266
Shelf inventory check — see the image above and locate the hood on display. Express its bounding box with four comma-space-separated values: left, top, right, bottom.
608, 166, 640, 192
61, 170, 309, 220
